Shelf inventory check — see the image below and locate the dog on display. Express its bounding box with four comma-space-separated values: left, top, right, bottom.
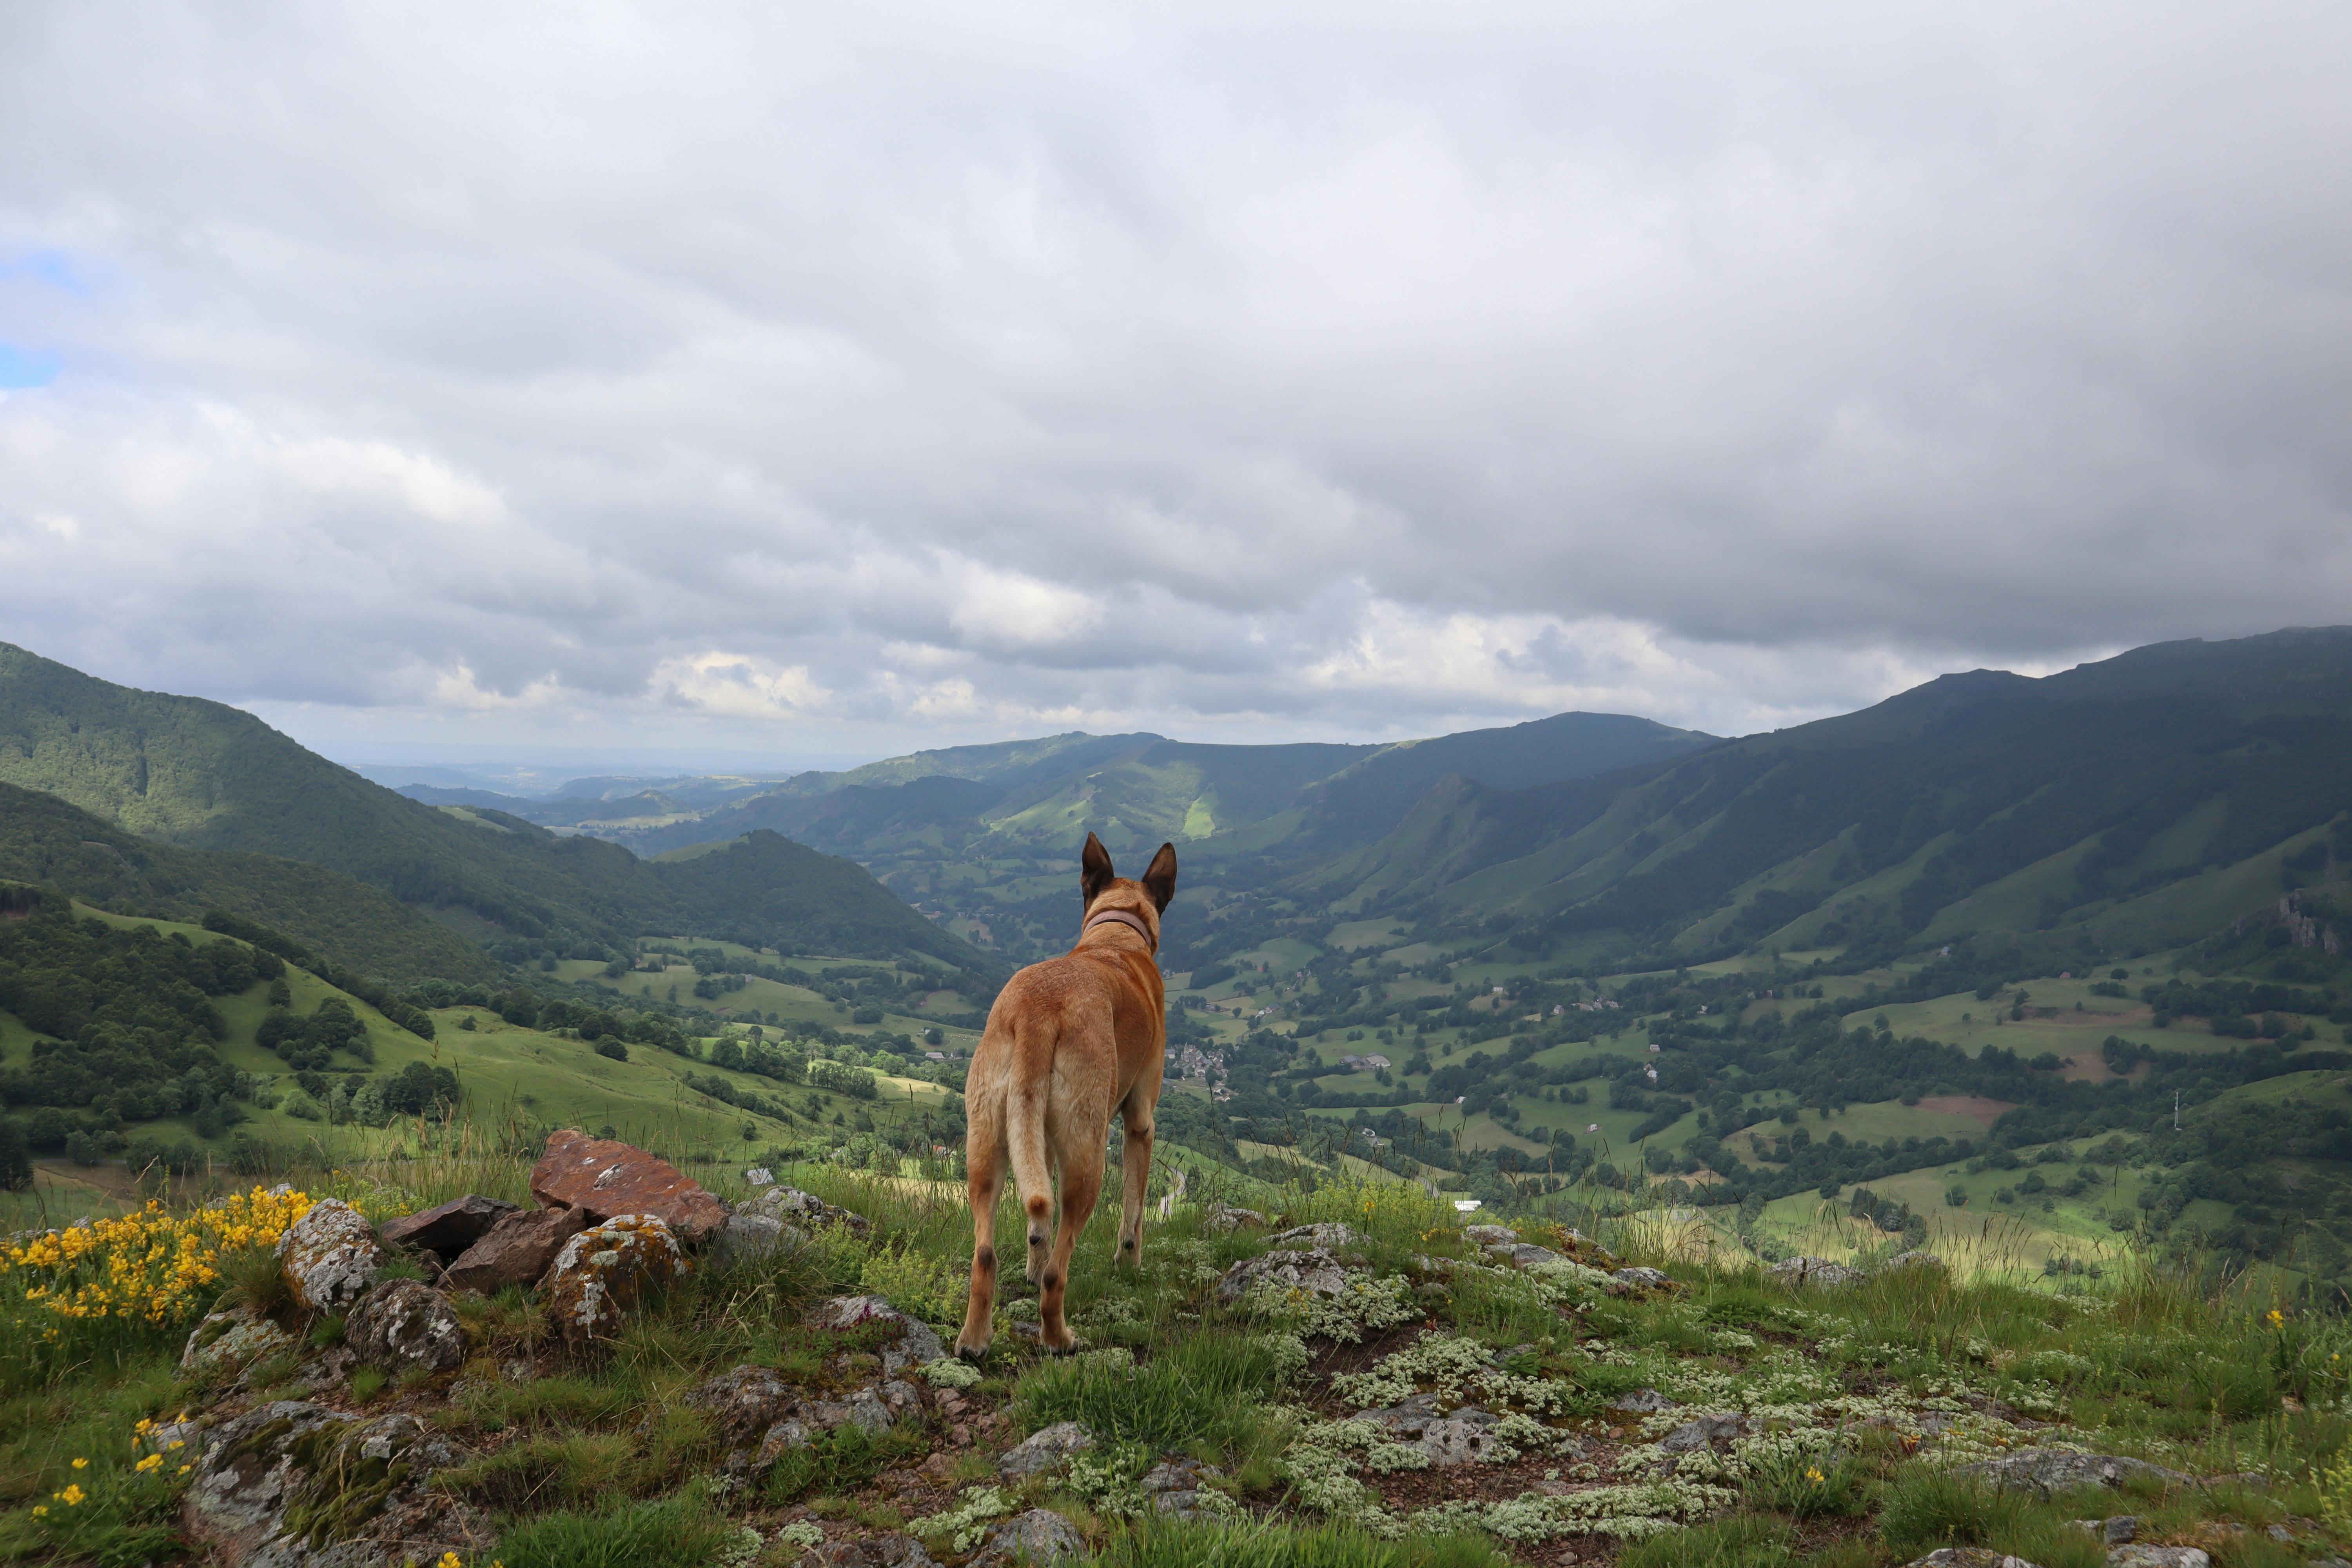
956, 831, 1177, 1359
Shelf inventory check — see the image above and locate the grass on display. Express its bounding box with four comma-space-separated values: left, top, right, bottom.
1014, 1332, 1285, 1454
490, 1494, 744, 1568
1089, 1520, 1507, 1568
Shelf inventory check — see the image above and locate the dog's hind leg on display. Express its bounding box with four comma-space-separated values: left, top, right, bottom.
1038, 1149, 1102, 1354
1115, 1086, 1155, 1266
956, 1097, 1006, 1360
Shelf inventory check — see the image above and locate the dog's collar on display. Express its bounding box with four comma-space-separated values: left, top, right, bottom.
1083, 907, 1157, 951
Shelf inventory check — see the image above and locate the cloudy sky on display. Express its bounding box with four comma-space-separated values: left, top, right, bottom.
2, 4, 2348, 767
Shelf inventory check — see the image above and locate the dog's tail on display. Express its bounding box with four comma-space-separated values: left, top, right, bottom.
1004, 1012, 1057, 1247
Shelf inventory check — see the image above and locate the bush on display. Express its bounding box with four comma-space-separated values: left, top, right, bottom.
595, 1037, 629, 1062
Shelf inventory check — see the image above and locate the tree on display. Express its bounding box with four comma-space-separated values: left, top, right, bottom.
0, 1119, 30, 1191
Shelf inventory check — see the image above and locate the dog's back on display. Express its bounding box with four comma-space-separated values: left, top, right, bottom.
956, 833, 1176, 1358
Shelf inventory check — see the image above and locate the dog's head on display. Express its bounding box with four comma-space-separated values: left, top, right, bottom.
1079, 831, 1177, 946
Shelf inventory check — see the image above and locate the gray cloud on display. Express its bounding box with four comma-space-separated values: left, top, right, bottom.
1, 2, 2348, 758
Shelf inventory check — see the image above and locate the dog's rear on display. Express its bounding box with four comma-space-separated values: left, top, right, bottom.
957, 833, 1176, 1359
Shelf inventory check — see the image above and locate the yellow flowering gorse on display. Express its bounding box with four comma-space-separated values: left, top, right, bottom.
1, 1187, 312, 1327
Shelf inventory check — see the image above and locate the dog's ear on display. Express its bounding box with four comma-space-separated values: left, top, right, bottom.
1080, 831, 1115, 907
1141, 842, 1178, 912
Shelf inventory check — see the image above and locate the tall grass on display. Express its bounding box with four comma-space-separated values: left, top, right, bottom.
1090, 1521, 1505, 1568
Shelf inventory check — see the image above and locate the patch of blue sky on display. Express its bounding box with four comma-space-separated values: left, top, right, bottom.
0, 341, 59, 388
0, 248, 93, 295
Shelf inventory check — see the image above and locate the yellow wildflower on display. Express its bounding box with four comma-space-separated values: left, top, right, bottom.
1805, 1466, 1826, 1483
71, 1457, 87, 1469
57, 1484, 86, 1506
2269, 1308, 2287, 1328
31, 1506, 47, 1518
136, 1452, 164, 1473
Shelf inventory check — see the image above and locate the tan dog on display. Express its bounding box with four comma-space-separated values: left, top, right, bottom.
956, 831, 1177, 1359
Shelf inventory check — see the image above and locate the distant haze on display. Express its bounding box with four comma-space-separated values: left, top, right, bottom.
3, 4, 2348, 757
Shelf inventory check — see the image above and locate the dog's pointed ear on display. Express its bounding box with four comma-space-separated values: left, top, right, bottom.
1141, 842, 1178, 912
1080, 831, 1115, 907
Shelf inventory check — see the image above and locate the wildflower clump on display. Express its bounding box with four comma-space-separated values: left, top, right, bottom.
1, 1187, 312, 1371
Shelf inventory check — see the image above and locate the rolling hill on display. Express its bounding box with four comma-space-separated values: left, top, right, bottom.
0, 644, 994, 976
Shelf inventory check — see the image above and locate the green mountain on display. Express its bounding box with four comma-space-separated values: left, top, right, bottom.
1312, 627, 2352, 967
0, 644, 991, 976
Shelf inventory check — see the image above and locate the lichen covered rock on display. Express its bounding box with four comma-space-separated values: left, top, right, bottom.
1214, 1246, 1348, 1304
276, 1199, 383, 1312
544, 1214, 686, 1342
1766, 1255, 1866, 1289
182, 1305, 298, 1377
741, 1184, 873, 1236
343, 1280, 465, 1375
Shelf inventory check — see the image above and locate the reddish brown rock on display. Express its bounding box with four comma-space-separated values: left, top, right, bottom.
443, 1203, 590, 1294
381, 1193, 519, 1259
530, 1130, 729, 1242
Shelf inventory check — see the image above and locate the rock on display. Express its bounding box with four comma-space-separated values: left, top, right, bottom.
810, 1536, 943, 1568
999, 1421, 1095, 1475
1421, 1407, 1503, 1466
1883, 1250, 1946, 1272
1614, 1267, 1673, 1289
2109, 1550, 2209, 1568
1903, 1552, 2043, 1568
1203, 1203, 1266, 1234
1766, 1256, 1866, 1289
1607, 1388, 1680, 1414
712, 1212, 788, 1264
530, 1129, 730, 1243
745, 1167, 775, 1186
443, 1203, 591, 1294
1267, 1222, 1363, 1251
182, 1401, 492, 1568
544, 1214, 687, 1342
1461, 1224, 1519, 1245
2100, 1519, 2142, 1544
276, 1198, 384, 1312
378, 1194, 518, 1260
742, 1184, 872, 1236
1214, 1246, 1348, 1304
1659, 1414, 1747, 1453
972, 1509, 1085, 1568
1956, 1451, 2191, 1495
811, 1295, 947, 1375
685, 1364, 801, 1450
1359, 1392, 1446, 1435
343, 1280, 466, 1375
181, 1305, 298, 1377
1142, 1457, 1222, 1521
1488, 1243, 1566, 1268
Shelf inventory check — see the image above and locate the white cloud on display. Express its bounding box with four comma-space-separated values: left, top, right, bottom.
0, 2, 2345, 756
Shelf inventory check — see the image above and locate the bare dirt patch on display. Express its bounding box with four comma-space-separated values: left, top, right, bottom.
1912, 1095, 2016, 1126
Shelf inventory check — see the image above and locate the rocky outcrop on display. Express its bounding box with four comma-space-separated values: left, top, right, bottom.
1140, 1458, 1222, 1519
443, 1203, 590, 1294
1607, 1388, 1680, 1413
741, 1184, 872, 1237
1956, 1450, 2191, 1494
1614, 1266, 1673, 1289
711, 1212, 788, 1263
343, 1281, 465, 1375
971, 1508, 1085, 1568
1203, 1203, 1267, 1234
379, 1194, 517, 1261
1902, 1552, 2043, 1568
2109, 1549, 2209, 1568
182, 1306, 298, 1378
1659, 1413, 1748, 1453
1214, 1246, 1348, 1304
1266, 1222, 1363, 1251
810, 1295, 947, 1376
682, 1299, 939, 1471
544, 1215, 687, 1342
808, 1536, 944, 1568
998, 1421, 1094, 1475
1766, 1256, 1866, 1289
276, 1200, 383, 1312
181, 1401, 491, 1567
530, 1130, 730, 1242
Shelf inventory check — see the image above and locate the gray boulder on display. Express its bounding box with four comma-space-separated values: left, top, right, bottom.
1461, 1224, 1518, 1245
811, 1295, 946, 1375
276, 1199, 384, 1312
809, 1536, 943, 1568
1659, 1413, 1747, 1453
1607, 1388, 1680, 1414
1267, 1222, 1363, 1251
1613, 1267, 1673, 1289
1214, 1246, 1348, 1304
181, 1401, 491, 1567
344, 1280, 465, 1376
972, 1509, 1085, 1568
1766, 1256, 1866, 1289
999, 1421, 1094, 1476
1203, 1203, 1267, 1234
2109, 1550, 2209, 1568
1903, 1553, 2043, 1568
1956, 1451, 2190, 1495
1420, 1407, 1503, 1465
711, 1212, 788, 1264
182, 1305, 298, 1378
743, 1185, 872, 1236
1883, 1250, 1946, 1272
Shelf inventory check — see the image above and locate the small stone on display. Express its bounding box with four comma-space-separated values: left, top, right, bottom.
1613, 1266, 1672, 1289
811, 1536, 943, 1568
2109, 1549, 2209, 1568
1488, 1242, 1567, 1268
742, 1184, 872, 1236
810, 1295, 947, 1374
444, 1203, 592, 1294
543, 1214, 687, 1342
2263, 1524, 2291, 1544
685, 1364, 800, 1450
1607, 1388, 1680, 1413
1359, 1392, 1447, 1435
972, 1508, 1085, 1568
276, 1198, 384, 1311
345, 1280, 466, 1375
745, 1167, 775, 1186
181, 1305, 296, 1377
1766, 1255, 1866, 1288
712, 1212, 788, 1263
1203, 1203, 1267, 1233
2103, 1518, 2141, 1545
1214, 1246, 1348, 1304
999, 1421, 1095, 1475
1141, 1459, 1214, 1492
1883, 1250, 1946, 1272
530, 1129, 730, 1242
1903, 1552, 2043, 1568
1461, 1224, 1519, 1245
1659, 1413, 1747, 1453
1421, 1408, 1503, 1465
1266, 1221, 1363, 1251
1956, 1451, 2191, 1495
379, 1193, 519, 1259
